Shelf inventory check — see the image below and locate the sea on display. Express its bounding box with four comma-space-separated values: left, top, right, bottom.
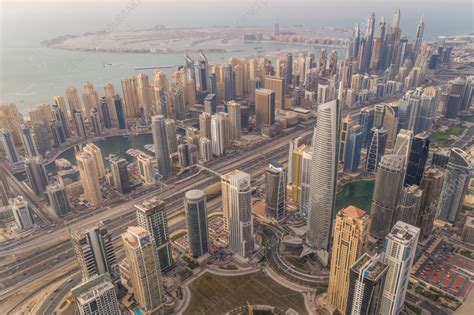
0, 0, 472, 113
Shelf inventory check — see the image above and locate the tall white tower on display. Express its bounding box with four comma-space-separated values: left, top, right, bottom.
307, 99, 341, 265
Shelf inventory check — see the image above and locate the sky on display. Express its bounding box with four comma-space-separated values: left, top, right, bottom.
0, 0, 472, 41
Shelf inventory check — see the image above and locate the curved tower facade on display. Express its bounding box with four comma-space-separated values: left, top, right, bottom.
307, 100, 341, 261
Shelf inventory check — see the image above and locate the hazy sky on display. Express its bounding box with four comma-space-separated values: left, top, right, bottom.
1, 0, 472, 40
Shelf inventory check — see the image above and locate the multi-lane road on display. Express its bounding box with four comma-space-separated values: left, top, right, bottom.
1, 125, 314, 313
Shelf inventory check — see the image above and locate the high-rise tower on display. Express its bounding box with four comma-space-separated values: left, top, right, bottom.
327, 206, 369, 313
307, 100, 341, 263
71, 224, 116, 281
369, 155, 405, 240
122, 226, 163, 312
437, 148, 472, 222
380, 222, 419, 315
264, 162, 287, 222
135, 197, 173, 271
221, 170, 255, 258
151, 115, 172, 176
184, 190, 209, 257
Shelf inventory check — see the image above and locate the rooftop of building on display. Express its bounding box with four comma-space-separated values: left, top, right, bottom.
351, 253, 387, 281
268, 161, 285, 172
465, 216, 474, 229
389, 221, 420, 243
185, 189, 205, 201
122, 226, 150, 248
72, 274, 114, 303
339, 205, 367, 220
255, 88, 275, 95
380, 154, 405, 170
135, 196, 165, 212
404, 185, 423, 197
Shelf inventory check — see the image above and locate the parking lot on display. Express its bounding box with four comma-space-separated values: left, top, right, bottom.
414, 240, 472, 301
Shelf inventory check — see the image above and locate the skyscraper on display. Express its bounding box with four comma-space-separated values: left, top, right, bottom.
164, 118, 178, 154
369, 155, 406, 240
114, 94, 127, 130
82, 82, 100, 121
264, 162, 287, 222
121, 76, 140, 118
227, 101, 241, 141
397, 185, 423, 226
0, 128, 20, 163
264, 76, 286, 110
382, 105, 399, 149
380, 222, 419, 315
110, 157, 130, 194
359, 107, 374, 147
255, 89, 275, 128
33, 122, 51, 155
90, 108, 101, 136
99, 97, 112, 129
198, 52, 209, 92
71, 273, 120, 315
0, 103, 24, 146
204, 94, 217, 114
347, 253, 388, 315
418, 167, 444, 241
76, 149, 102, 205
50, 120, 66, 147
72, 224, 117, 281
20, 124, 38, 157
184, 189, 209, 257
199, 112, 212, 139
137, 153, 155, 186
344, 125, 364, 173
135, 197, 173, 271
437, 148, 472, 222
65, 86, 82, 114
51, 102, 70, 139
393, 129, 413, 158
24, 156, 49, 195
444, 77, 465, 119
307, 100, 341, 263
223, 63, 235, 101
300, 147, 313, 216
83, 143, 105, 178
46, 183, 71, 217
122, 226, 163, 312
405, 132, 430, 186
199, 137, 212, 162
339, 116, 351, 164
286, 53, 293, 85
461, 75, 473, 111
327, 206, 369, 313
73, 109, 88, 140
221, 170, 254, 258
151, 115, 172, 176
366, 127, 387, 173
414, 94, 436, 134
413, 16, 425, 58
10, 196, 34, 229
211, 113, 225, 156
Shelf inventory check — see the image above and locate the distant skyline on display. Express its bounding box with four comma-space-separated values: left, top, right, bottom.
1, 0, 472, 39
1, 0, 472, 107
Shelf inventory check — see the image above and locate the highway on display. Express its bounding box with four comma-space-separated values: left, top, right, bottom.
1, 98, 386, 313
1, 125, 313, 312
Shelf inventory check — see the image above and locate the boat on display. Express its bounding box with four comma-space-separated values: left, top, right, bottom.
134, 65, 175, 70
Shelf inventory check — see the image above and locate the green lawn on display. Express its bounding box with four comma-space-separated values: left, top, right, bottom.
460, 250, 474, 259
431, 124, 466, 147
183, 271, 307, 315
